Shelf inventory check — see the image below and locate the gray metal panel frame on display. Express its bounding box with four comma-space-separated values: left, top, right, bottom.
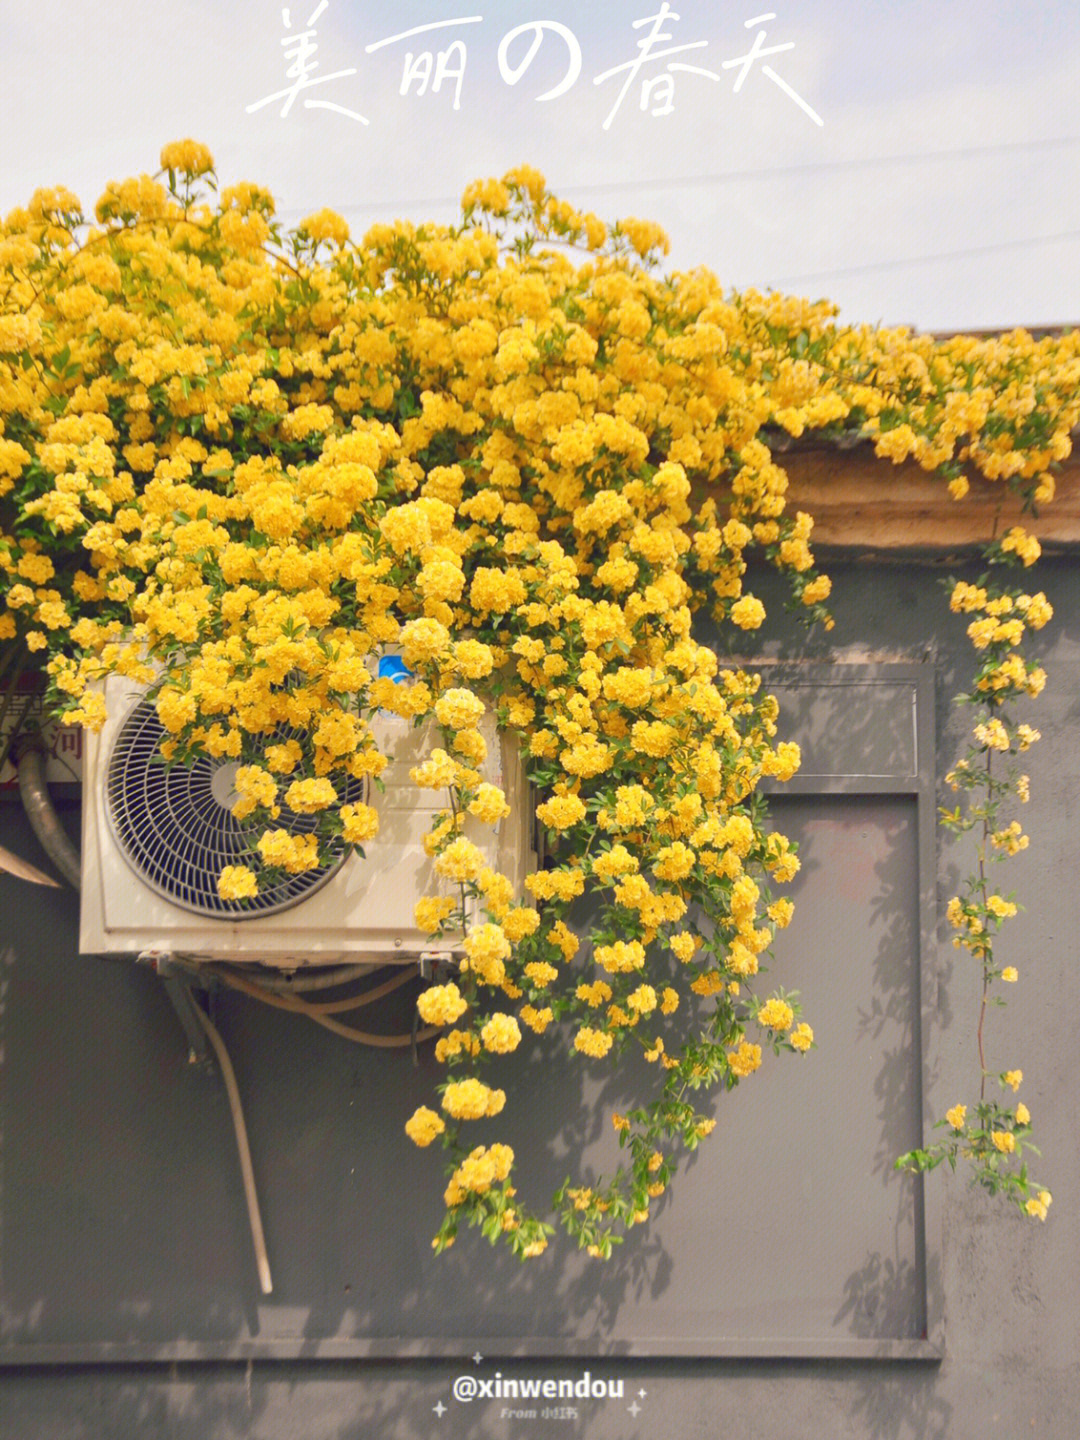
757, 661, 943, 1361
1, 665, 944, 1365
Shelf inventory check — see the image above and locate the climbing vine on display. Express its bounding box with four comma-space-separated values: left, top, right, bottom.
1, 142, 1074, 1254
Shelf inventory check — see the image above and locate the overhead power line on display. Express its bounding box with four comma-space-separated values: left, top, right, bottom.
266, 135, 1080, 219
774, 229, 1080, 286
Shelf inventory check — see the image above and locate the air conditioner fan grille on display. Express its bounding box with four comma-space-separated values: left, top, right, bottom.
105, 700, 364, 918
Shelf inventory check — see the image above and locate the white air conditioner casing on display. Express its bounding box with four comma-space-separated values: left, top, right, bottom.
79, 672, 534, 966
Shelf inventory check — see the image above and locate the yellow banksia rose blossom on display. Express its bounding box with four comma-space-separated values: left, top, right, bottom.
974, 718, 1009, 751
519, 1005, 553, 1033
264, 739, 302, 774
256, 830, 320, 873
470, 566, 526, 614
1000, 525, 1041, 566
1016, 1103, 1031, 1125
444, 1143, 515, 1205
480, 1013, 522, 1054
231, 765, 277, 818
946, 1104, 967, 1130
728, 1041, 762, 1077
801, 574, 831, 606
757, 998, 795, 1031
468, 783, 511, 824
790, 1022, 814, 1052
524, 960, 559, 989
991, 1130, 1016, 1155
340, 802, 379, 844
767, 897, 795, 928
592, 845, 640, 881
576, 981, 613, 1008
951, 581, 988, 613
524, 868, 586, 902
690, 971, 724, 997
451, 638, 495, 678
547, 919, 579, 959
441, 1079, 506, 1120
217, 864, 258, 900
463, 923, 511, 984
594, 940, 646, 974
1025, 1190, 1052, 1221
398, 615, 450, 661
1001, 966, 1019, 983
417, 983, 469, 1027
434, 836, 485, 883
1017, 592, 1052, 629
1003, 1070, 1023, 1092
160, 138, 215, 175
575, 1027, 614, 1059
414, 895, 458, 934
762, 741, 801, 782
435, 1029, 481, 1063
284, 777, 337, 813
410, 749, 459, 789
405, 1106, 446, 1147
991, 821, 1028, 855
669, 932, 698, 962
985, 894, 1018, 918
434, 687, 485, 731
730, 595, 766, 629
298, 207, 350, 247
452, 727, 487, 764
627, 984, 658, 1015
536, 792, 587, 831
652, 842, 696, 882
502, 906, 541, 942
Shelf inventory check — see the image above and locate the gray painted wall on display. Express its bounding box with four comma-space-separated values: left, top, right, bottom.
2, 557, 1078, 1438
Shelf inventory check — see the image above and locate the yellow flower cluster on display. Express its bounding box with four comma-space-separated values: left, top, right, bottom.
480, 1014, 522, 1054
441, 1079, 506, 1120
757, 998, 795, 1032
405, 1106, 446, 1147
444, 1144, 514, 1205
574, 1027, 614, 1059
417, 983, 469, 1027
728, 1041, 763, 1078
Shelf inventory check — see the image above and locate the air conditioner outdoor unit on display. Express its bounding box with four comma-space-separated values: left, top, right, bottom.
79, 672, 534, 967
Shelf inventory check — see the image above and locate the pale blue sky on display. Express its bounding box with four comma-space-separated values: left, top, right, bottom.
2, 0, 1077, 331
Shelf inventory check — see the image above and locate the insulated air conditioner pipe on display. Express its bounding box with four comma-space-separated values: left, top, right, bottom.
14, 735, 81, 890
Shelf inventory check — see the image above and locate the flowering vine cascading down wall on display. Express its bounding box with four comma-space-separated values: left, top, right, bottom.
1, 142, 1074, 1254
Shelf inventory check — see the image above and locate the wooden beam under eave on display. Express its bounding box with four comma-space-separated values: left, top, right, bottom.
697, 446, 1080, 552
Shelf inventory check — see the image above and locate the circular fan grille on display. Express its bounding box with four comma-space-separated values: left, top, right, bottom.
105, 699, 365, 918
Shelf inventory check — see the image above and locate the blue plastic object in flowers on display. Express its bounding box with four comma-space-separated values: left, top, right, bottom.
377, 655, 413, 685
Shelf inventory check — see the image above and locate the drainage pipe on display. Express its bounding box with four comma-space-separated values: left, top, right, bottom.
14, 751, 273, 1296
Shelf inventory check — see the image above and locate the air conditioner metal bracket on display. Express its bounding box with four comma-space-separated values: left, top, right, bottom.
137, 947, 216, 1072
